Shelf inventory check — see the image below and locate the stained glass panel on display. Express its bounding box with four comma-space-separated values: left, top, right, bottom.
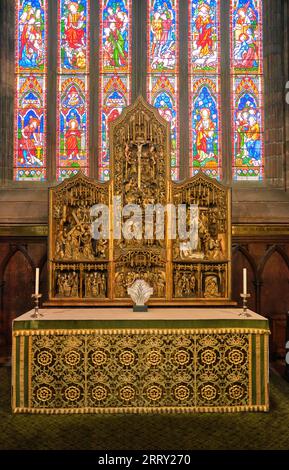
189, 0, 219, 73
14, 0, 47, 181
190, 76, 221, 179
98, 1, 132, 178
100, 0, 131, 74
232, 75, 263, 180
147, 0, 179, 178
148, 0, 177, 73
58, 0, 89, 73
16, 0, 47, 73
148, 75, 178, 169
57, 1, 90, 180
231, 0, 262, 74
231, 0, 264, 181
57, 75, 89, 179
14, 75, 47, 181
57, 167, 88, 181
189, 0, 221, 179
98, 74, 130, 178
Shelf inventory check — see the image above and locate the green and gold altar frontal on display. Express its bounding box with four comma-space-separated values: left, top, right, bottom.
12, 308, 269, 414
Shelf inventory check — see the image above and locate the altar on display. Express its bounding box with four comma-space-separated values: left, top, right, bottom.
12, 308, 269, 414
12, 98, 270, 415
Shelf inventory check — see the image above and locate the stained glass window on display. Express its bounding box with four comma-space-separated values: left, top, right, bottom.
231, 0, 264, 181
57, 0, 90, 181
13, 1, 265, 183
189, 0, 221, 179
147, 0, 179, 180
98, 0, 132, 181
14, 0, 47, 181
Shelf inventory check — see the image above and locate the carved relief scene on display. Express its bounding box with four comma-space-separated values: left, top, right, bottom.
49, 175, 109, 300
111, 97, 169, 300
172, 174, 230, 300
48, 97, 231, 305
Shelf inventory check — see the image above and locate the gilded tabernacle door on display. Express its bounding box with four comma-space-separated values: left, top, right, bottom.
47, 97, 233, 306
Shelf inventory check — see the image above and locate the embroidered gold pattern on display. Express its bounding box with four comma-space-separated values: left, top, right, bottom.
27, 330, 252, 412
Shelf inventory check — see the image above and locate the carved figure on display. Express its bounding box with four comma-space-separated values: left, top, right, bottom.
49, 98, 230, 304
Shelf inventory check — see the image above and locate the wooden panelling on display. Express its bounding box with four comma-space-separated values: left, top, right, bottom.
0, 238, 47, 358
0, 232, 289, 360
232, 240, 289, 359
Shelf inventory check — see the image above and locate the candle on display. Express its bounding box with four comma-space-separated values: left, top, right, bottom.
35, 268, 40, 295
243, 268, 247, 295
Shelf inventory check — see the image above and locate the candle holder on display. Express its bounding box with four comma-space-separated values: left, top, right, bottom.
239, 293, 252, 317
31, 293, 43, 319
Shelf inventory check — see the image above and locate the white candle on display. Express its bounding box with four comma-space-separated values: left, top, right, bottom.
35, 268, 40, 295
243, 268, 247, 295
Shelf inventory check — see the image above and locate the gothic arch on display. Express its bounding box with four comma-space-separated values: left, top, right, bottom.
0, 245, 34, 282
257, 245, 289, 279
232, 244, 258, 280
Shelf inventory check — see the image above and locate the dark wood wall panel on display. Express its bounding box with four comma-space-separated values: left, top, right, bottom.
232, 238, 289, 360
0, 238, 47, 358
0, 234, 289, 362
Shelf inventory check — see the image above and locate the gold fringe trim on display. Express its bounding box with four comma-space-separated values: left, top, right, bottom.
11, 336, 16, 410
264, 334, 269, 408
249, 334, 252, 406
13, 328, 270, 337
19, 336, 24, 408
12, 404, 269, 415
256, 335, 261, 404
28, 336, 32, 409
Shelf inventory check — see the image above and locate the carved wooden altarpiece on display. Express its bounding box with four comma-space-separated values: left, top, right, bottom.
48, 97, 233, 306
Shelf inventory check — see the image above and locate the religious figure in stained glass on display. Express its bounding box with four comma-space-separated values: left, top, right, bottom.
59, 0, 88, 72
13, 0, 265, 183
19, 116, 42, 167
196, 108, 216, 162
58, 77, 88, 173
57, 1, 89, 180
231, 0, 263, 180
189, 1, 220, 179
98, 1, 132, 179
192, 80, 219, 174
15, 1, 47, 181
147, 1, 179, 178
16, 75, 45, 168
102, 0, 130, 72
17, 0, 46, 72
234, 77, 262, 174
149, 0, 176, 72
190, 0, 218, 71
232, 0, 261, 73
65, 117, 82, 160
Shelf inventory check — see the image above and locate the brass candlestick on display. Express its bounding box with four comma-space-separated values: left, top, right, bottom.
239, 293, 252, 317
31, 293, 43, 318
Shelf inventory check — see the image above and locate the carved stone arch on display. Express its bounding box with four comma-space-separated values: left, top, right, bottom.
257, 244, 289, 279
